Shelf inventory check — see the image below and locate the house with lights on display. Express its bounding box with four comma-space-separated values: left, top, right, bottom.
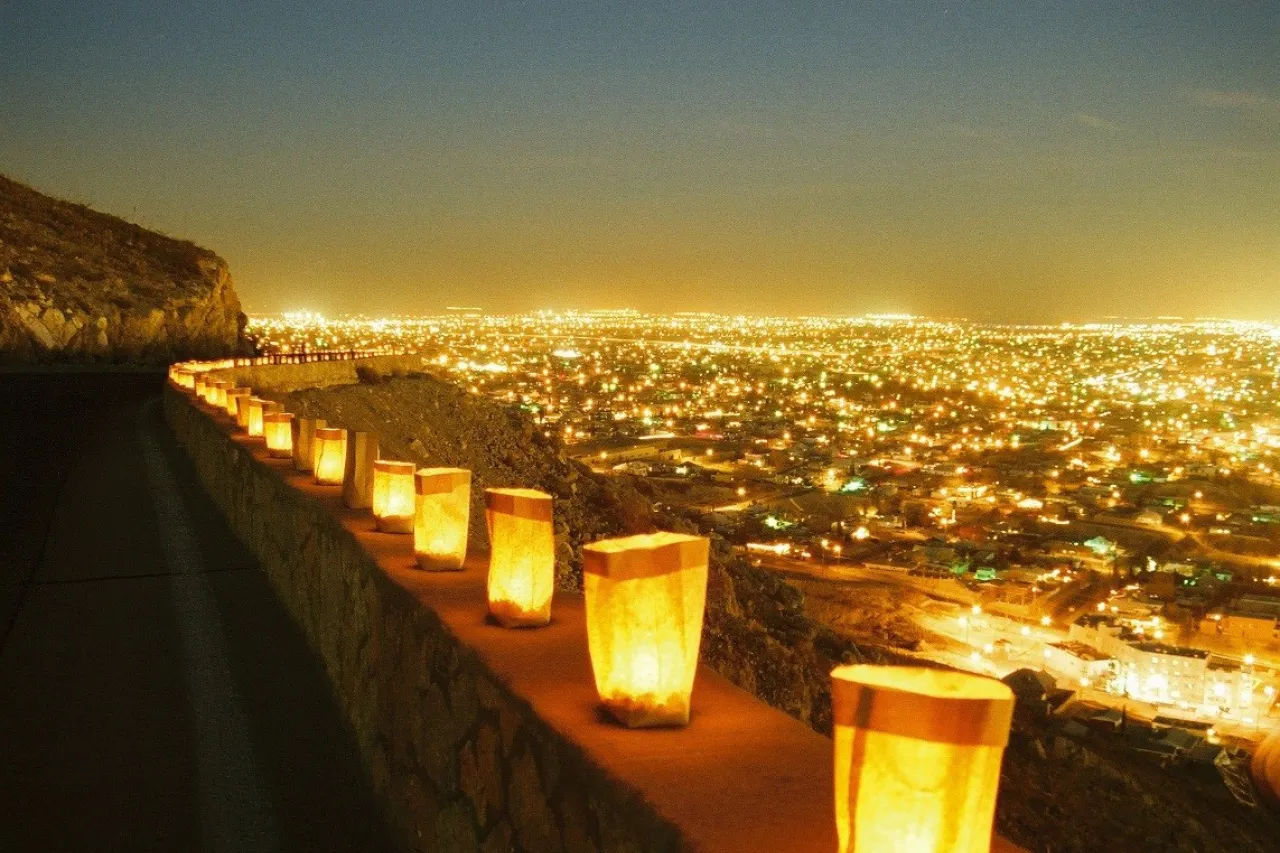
1201, 594, 1280, 648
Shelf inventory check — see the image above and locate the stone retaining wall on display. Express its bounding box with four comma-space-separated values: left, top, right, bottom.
166, 388, 684, 853
219, 354, 429, 394
166, 383, 1025, 853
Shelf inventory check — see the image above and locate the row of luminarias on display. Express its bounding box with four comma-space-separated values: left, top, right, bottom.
179, 366, 1015, 853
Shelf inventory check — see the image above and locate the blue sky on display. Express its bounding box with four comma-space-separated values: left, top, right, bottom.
2, 2, 1276, 320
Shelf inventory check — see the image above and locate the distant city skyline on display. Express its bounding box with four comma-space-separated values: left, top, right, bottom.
2, 2, 1276, 322
251, 308, 1280, 327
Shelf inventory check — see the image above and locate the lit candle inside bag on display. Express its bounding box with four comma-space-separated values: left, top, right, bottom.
207, 380, 227, 408
582, 532, 709, 728
291, 417, 325, 471
312, 427, 348, 485
831, 665, 1014, 853
245, 397, 269, 437
372, 460, 416, 533
225, 388, 250, 419
263, 412, 294, 458
235, 392, 254, 429
413, 468, 471, 570
342, 431, 379, 509
485, 488, 555, 627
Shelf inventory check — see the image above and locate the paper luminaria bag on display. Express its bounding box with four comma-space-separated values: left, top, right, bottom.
484, 488, 555, 627
342, 431, 379, 509
225, 388, 250, 419
581, 532, 710, 728
206, 379, 227, 408
830, 665, 1014, 853
413, 468, 471, 570
263, 412, 294, 458
312, 427, 348, 486
371, 460, 416, 533
246, 397, 269, 437
291, 416, 326, 472
235, 392, 254, 429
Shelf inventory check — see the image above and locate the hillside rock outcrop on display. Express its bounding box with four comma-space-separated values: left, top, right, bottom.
0, 174, 249, 363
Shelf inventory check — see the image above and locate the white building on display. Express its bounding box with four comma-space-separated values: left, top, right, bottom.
1120, 642, 1208, 706
1044, 642, 1116, 686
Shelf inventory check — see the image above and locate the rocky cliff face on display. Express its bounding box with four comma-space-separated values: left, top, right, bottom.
0, 174, 248, 363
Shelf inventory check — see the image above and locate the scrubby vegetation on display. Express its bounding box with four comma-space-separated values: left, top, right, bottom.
0, 174, 247, 362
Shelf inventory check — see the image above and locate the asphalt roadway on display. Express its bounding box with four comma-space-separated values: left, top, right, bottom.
0, 371, 395, 853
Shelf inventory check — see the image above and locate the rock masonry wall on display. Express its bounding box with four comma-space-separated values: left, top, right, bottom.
164, 388, 682, 853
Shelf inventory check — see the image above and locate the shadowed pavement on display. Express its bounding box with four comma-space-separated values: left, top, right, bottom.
0, 372, 395, 853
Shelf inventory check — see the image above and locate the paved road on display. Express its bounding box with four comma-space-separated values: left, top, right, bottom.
0, 371, 395, 853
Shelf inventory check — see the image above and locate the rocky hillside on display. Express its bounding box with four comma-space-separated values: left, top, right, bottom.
266, 364, 1280, 853
269, 365, 908, 733
0, 174, 248, 363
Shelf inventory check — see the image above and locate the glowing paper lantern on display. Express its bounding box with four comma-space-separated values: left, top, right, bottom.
372, 460, 417, 533
214, 380, 230, 409
313, 427, 348, 486
291, 416, 326, 472
484, 488, 555, 627
413, 468, 471, 570
342, 431, 379, 509
225, 388, 250, 419
582, 532, 709, 727
1254, 727, 1280, 807
194, 376, 207, 400
831, 665, 1014, 853
247, 397, 272, 437
235, 393, 254, 430
263, 412, 294, 458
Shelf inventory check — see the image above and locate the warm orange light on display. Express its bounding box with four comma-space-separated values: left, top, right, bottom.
485, 488, 554, 627
235, 392, 254, 429
313, 427, 347, 486
194, 375, 207, 400
225, 388, 250, 418
831, 665, 1014, 853
372, 460, 416, 533
342, 431, 379, 509
263, 412, 294, 458
208, 379, 228, 408
413, 468, 471, 570
1255, 727, 1280, 808
246, 397, 269, 437
582, 532, 709, 728
291, 417, 326, 472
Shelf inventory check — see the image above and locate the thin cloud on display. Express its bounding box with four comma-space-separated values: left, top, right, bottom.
1191, 89, 1276, 109
1189, 89, 1280, 123
1072, 112, 1119, 132
935, 122, 1020, 149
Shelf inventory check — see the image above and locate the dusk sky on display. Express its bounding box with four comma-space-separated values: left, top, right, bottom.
1, 2, 1276, 321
